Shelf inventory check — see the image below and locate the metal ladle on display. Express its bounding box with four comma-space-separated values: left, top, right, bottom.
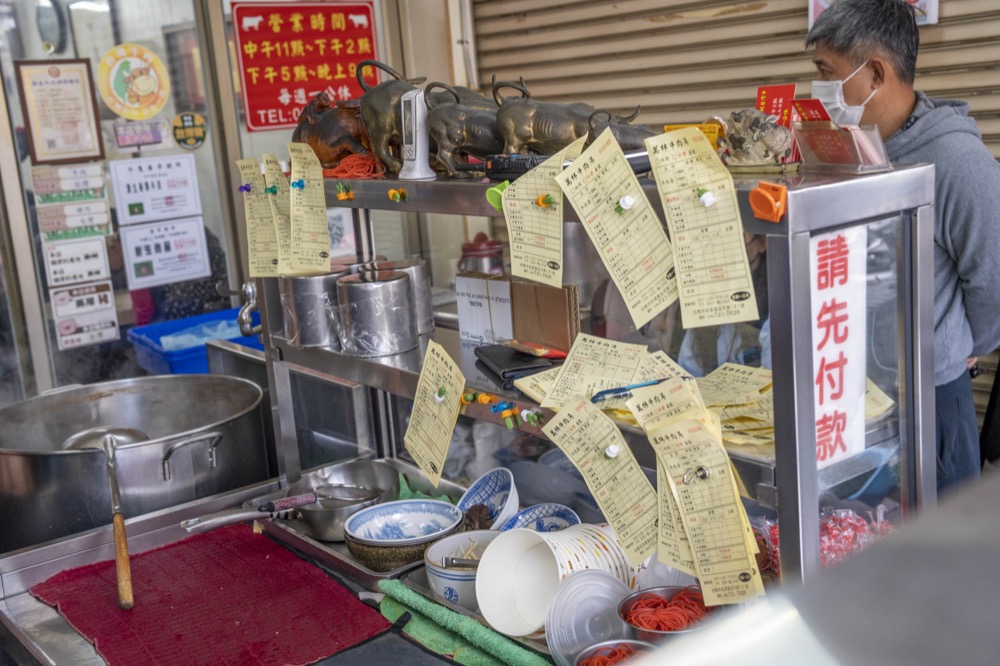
65, 432, 135, 610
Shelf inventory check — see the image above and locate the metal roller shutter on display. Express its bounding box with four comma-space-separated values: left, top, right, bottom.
473, 0, 1000, 158
473, 0, 1000, 423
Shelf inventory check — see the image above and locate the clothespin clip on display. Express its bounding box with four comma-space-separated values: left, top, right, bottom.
291, 179, 305, 189
238, 183, 252, 193
696, 187, 716, 207
336, 182, 354, 201
604, 444, 621, 460
460, 392, 476, 406
500, 409, 515, 430
535, 194, 557, 209
387, 188, 408, 203
264, 185, 278, 195
614, 195, 635, 215
476, 393, 494, 405
434, 386, 447, 403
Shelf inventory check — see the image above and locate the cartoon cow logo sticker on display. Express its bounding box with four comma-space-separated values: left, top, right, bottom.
98, 43, 170, 121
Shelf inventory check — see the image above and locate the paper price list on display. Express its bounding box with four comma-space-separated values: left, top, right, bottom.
556, 128, 678, 328
648, 418, 763, 606
647, 128, 758, 328
237, 158, 280, 277
543, 398, 657, 566
403, 341, 466, 488
287, 143, 330, 273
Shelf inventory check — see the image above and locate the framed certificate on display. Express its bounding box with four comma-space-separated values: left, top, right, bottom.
15, 59, 104, 165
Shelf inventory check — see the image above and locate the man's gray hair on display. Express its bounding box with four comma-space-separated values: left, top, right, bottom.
806, 0, 919, 84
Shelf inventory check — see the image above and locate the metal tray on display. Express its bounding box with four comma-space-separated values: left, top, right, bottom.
249, 459, 467, 590
401, 566, 551, 656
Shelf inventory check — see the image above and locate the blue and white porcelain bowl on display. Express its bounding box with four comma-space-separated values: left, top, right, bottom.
424, 529, 501, 612
458, 467, 519, 529
344, 499, 463, 547
499, 503, 581, 532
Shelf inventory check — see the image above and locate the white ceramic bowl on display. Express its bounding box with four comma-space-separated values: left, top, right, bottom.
458, 467, 518, 529
424, 530, 500, 611
499, 503, 580, 532
344, 499, 463, 547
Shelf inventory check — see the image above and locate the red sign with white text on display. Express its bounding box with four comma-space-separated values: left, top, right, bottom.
232, 2, 379, 131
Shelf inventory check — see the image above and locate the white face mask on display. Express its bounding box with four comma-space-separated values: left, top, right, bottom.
812, 61, 878, 126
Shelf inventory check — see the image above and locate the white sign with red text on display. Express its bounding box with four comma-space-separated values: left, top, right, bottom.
810, 226, 867, 469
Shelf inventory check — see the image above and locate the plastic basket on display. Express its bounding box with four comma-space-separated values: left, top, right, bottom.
127, 307, 263, 375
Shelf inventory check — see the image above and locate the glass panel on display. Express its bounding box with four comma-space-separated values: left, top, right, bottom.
811, 215, 903, 570
0, 0, 235, 386
0, 250, 25, 405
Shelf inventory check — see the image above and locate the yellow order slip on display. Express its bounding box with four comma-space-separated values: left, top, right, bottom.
865, 378, 895, 421
503, 137, 586, 288
722, 430, 774, 447
636, 350, 694, 383
626, 377, 706, 433
404, 341, 466, 487
645, 128, 759, 329
655, 463, 698, 576
262, 153, 296, 275
648, 418, 764, 606
513, 365, 562, 403
718, 391, 774, 423
555, 128, 678, 328
695, 363, 772, 408
542, 399, 657, 566
540, 334, 649, 409
236, 159, 279, 278
287, 143, 330, 274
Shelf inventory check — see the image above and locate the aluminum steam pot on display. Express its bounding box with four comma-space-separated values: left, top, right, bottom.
359, 258, 433, 335
336, 270, 417, 357
279, 265, 350, 348
0, 375, 268, 554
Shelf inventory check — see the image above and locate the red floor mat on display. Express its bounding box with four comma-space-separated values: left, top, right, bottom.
31, 524, 390, 666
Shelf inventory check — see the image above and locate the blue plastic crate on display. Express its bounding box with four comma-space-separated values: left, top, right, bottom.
127, 307, 263, 375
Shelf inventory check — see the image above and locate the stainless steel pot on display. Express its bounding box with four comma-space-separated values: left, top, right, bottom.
359, 259, 434, 335
337, 270, 418, 357
0, 375, 268, 554
279, 266, 350, 348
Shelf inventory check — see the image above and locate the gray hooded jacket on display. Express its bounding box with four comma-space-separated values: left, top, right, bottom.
884, 91, 1000, 385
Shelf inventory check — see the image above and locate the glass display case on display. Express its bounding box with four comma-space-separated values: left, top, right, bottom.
258, 163, 936, 583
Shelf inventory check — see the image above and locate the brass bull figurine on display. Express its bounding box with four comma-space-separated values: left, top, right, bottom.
586, 110, 658, 152
425, 82, 504, 178
357, 60, 426, 174
492, 77, 641, 155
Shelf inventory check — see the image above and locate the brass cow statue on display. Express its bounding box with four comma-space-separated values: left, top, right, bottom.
492, 77, 641, 155
586, 110, 658, 152
357, 60, 426, 174
425, 82, 504, 178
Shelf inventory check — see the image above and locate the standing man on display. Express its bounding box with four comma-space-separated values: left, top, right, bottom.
806, 0, 1000, 493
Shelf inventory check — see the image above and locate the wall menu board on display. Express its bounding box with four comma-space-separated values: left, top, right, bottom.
231, 2, 379, 131
14, 59, 104, 165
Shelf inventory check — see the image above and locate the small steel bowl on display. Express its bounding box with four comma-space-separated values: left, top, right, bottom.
574, 639, 657, 665
617, 586, 711, 644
